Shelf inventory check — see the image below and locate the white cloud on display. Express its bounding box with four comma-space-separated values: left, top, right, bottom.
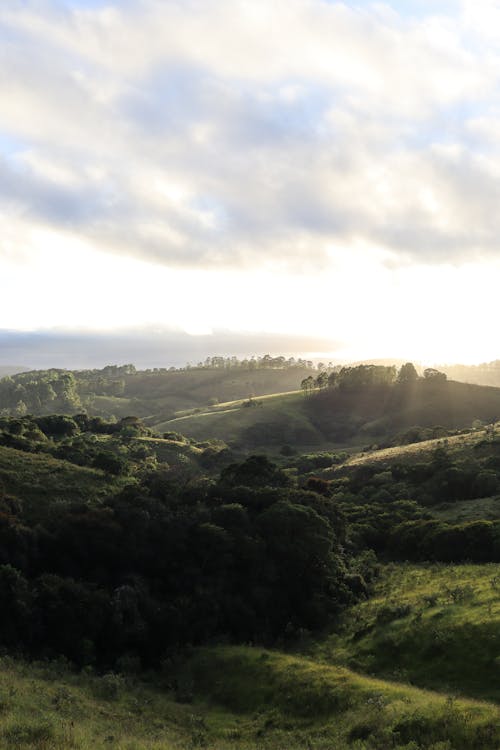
1, 0, 500, 271
1, 1, 500, 360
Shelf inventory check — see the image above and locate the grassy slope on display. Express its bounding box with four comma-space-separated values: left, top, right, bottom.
149, 379, 500, 452
151, 391, 328, 451
310, 563, 500, 703
183, 646, 499, 750
0, 658, 192, 750
1, 645, 498, 750
322, 426, 500, 522
305, 379, 500, 439
86, 367, 316, 422
337, 429, 483, 469
0, 445, 129, 523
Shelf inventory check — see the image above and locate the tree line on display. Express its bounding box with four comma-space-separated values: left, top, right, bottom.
301, 363, 447, 394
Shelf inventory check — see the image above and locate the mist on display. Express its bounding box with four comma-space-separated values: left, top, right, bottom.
0, 328, 340, 371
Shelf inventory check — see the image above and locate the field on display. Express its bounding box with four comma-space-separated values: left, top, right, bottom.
148, 379, 500, 454
151, 391, 330, 451
88, 368, 316, 423
310, 563, 500, 703
0, 637, 499, 750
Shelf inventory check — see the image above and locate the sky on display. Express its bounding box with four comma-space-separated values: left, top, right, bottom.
1, 0, 500, 367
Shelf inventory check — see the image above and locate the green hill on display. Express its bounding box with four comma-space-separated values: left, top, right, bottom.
310, 562, 500, 703
0, 363, 317, 421
0, 643, 498, 750
149, 378, 500, 452
151, 391, 328, 451
304, 379, 500, 440
0, 445, 129, 524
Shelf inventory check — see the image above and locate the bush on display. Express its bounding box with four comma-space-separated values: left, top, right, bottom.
92, 673, 125, 700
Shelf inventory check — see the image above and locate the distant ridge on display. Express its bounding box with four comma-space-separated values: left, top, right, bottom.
0, 365, 28, 377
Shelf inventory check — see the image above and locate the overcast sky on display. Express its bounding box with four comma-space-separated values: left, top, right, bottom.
1, 0, 500, 366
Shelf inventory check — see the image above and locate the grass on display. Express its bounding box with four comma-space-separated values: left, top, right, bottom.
309, 563, 500, 703
0, 645, 498, 750
430, 496, 500, 523
0, 446, 130, 523
85, 367, 317, 424
151, 392, 329, 451
182, 645, 500, 749
338, 429, 488, 469
0, 657, 193, 749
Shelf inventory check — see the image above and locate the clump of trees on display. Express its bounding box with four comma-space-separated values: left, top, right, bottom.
301, 363, 448, 395
0, 450, 359, 668
318, 439, 500, 562
0, 414, 153, 475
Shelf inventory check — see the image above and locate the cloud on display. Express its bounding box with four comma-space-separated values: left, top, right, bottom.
1, 0, 500, 270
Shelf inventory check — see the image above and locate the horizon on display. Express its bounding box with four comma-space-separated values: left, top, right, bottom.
0, 326, 497, 372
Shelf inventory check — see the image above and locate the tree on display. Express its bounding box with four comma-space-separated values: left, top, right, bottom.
397, 362, 419, 383
300, 376, 315, 395
315, 371, 329, 390
423, 368, 447, 383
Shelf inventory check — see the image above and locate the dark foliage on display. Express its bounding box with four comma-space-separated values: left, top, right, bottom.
0, 439, 354, 669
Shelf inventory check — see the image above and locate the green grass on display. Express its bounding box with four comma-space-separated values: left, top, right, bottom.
0, 657, 194, 749
0, 446, 130, 523
309, 563, 500, 703
151, 392, 329, 451
1, 645, 498, 750
85, 395, 137, 418
430, 496, 500, 523
330, 428, 490, 473
182, 645, 500, 749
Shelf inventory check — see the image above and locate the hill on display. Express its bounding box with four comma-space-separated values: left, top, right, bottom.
0, 394, 499, 748
0, 361, 317, 421
310, 562, 500, 703
304, 378, 500, 440
0, 445, 129, 524
1, 640, 499, 750
150, 378, 500, 451
151, 390, 327, 450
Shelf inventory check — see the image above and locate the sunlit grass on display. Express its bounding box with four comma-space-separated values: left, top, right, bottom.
310, 563, 500, 702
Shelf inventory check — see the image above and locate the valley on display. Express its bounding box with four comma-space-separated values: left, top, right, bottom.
0, 362, 499, 749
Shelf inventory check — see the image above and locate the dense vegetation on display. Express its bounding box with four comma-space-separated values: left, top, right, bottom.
0, 359, 499, 748
0, 415, 358, 670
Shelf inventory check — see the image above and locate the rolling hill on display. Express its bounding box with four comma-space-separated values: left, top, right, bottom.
150, 378, 500, 451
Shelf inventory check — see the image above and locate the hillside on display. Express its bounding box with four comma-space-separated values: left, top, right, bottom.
0, 392, 499, 748
310, 563, 500, 702
152, 391, 327, 450
0, 445, 129, 524
305, 378, 500, 440
1, 641, 499, 750
0, 362, 317, 421
151, 378, 500, 451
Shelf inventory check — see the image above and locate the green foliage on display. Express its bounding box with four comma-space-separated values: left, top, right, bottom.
0, 361, 317, 423
0, 446, 353, 667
